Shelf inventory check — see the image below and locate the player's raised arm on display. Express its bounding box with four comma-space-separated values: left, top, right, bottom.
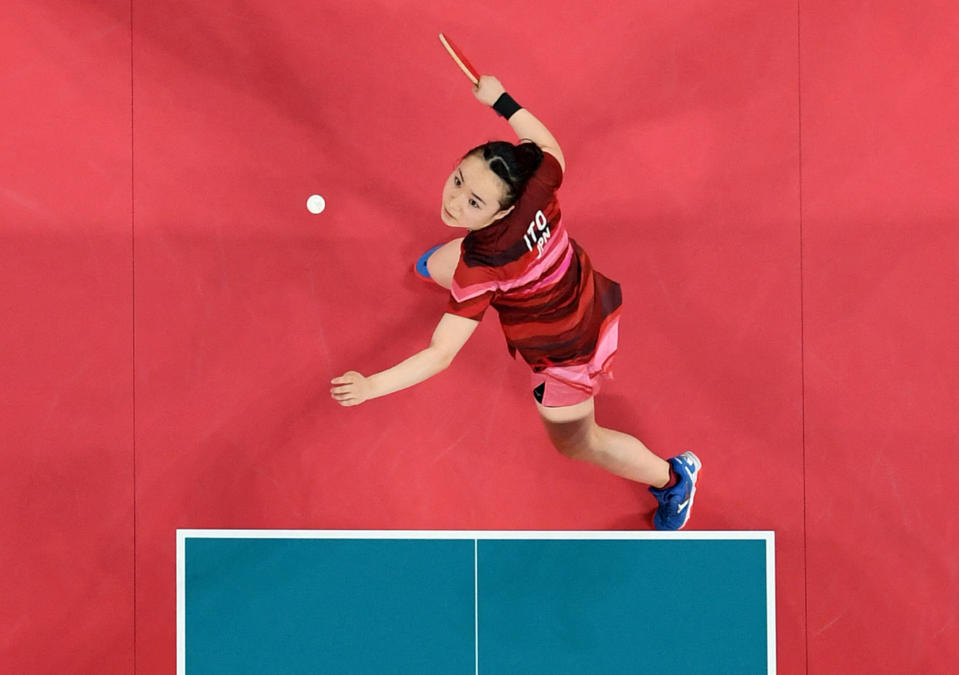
473, 75, 565, 172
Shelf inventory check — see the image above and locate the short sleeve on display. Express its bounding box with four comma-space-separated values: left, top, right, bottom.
531, 151, 564, 191
446, 257, 499, 321
447, 290, 492, 321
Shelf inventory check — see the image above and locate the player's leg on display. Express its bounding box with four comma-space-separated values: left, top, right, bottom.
538, 397, 702, 530
415, 237, 464, 290
536, 397, 671, 487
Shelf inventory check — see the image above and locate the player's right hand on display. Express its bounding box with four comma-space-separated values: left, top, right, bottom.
473, 75, 506, 107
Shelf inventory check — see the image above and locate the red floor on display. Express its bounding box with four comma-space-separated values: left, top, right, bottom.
2, 1, 957, 673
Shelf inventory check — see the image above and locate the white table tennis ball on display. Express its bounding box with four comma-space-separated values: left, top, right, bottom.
306, 194, 326, 214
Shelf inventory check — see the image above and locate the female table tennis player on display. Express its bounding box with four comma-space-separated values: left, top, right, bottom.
331, 74, 701, 530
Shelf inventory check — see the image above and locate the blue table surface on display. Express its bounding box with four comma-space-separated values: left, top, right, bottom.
182, 534, 772, 674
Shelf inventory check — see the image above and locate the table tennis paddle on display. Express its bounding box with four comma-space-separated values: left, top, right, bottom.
439, 33, 480, 85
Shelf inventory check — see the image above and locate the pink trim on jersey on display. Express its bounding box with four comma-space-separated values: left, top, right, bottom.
527, 243, 574, 293
500, 229, 570, 292
592, 314, 620, 373
451, 228, 571, 302
546, 314, 620, 383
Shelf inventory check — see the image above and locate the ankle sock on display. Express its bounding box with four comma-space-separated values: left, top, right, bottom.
661, 465, 680, 490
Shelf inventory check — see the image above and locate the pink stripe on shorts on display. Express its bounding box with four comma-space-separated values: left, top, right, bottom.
531, 314, 620, 408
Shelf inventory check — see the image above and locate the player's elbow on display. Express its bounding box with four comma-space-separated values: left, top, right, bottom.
429, 313, 479, 370
430, 345, 457, 371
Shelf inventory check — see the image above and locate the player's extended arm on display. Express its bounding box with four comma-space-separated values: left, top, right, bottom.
331, 313, 479, 407
473, 75, 565, 172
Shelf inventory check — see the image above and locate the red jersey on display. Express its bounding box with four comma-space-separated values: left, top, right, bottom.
446, 152, 623, 371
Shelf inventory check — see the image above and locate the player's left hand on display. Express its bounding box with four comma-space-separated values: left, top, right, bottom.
473, 75, 506, 107
331, 371, 372, 407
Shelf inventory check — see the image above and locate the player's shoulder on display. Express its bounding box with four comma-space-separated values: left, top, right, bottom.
541, 148, 565, 174
533, 149, 564, 189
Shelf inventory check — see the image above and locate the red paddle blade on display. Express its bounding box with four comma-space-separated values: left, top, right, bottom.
439, 33, 480, 84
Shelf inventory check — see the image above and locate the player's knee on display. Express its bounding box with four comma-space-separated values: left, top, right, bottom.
545, 420, 596, 460
553, 439, 590, 460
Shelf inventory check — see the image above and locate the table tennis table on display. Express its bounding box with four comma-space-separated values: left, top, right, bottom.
177, 530, 775, 674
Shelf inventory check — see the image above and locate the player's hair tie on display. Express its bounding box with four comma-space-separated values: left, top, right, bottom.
492, 92, 522, 120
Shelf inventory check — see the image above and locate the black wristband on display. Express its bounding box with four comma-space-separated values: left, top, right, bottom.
492, 92, 522, 120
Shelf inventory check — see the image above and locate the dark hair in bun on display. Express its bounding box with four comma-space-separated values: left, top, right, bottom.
463, 140, 544, 210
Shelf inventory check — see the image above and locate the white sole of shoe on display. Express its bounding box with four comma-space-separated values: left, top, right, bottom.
675, 451, 702, 530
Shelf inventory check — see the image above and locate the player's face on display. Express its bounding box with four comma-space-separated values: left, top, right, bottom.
441, 155, 514, 230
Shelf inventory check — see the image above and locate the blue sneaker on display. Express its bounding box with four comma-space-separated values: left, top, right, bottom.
649, 451, 702, 530
414, 244, 444, 281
